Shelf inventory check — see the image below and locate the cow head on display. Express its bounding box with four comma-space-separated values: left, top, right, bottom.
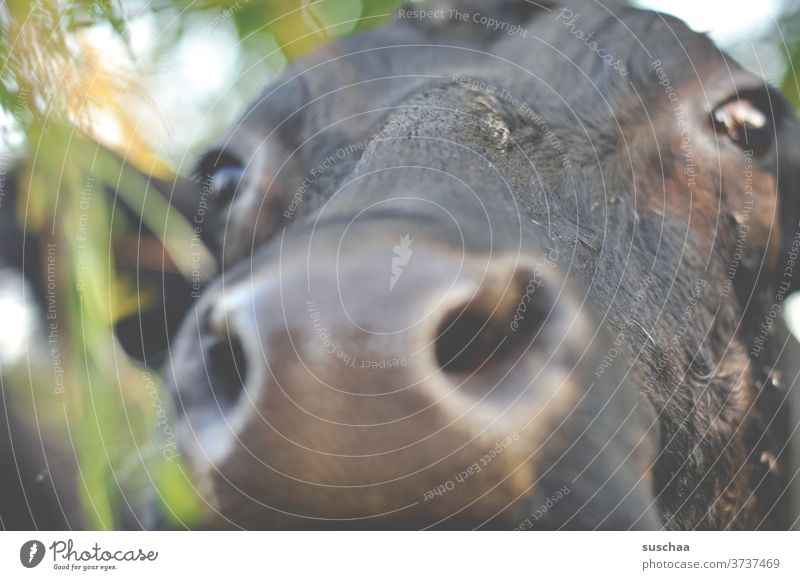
164, 0, 800, 529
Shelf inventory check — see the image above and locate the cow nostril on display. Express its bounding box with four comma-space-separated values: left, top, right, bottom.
434, 276, 545, 376
206, 330, 249, 409
436, 309, 500, 374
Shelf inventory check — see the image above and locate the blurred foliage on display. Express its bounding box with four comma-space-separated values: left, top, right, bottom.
197, 0, 403, 59
0, 0, 400, 529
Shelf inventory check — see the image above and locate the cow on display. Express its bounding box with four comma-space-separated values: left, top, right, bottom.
2, 0, 800, 530
161, 0, 800, 529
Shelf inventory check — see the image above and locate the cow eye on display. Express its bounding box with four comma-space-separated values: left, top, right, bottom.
710, 96, 774, 157
210, 165, 245, 205
195, 150, 245, 206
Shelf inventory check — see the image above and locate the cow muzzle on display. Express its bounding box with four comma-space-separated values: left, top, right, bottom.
165, 218, 593, 528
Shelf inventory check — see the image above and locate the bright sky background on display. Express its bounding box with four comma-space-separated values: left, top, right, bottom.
636, 0, 783, 44
634, 0, 787, 82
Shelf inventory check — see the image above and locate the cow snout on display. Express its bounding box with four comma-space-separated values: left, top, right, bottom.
204, 248, 555, 411
166, 221, 589, 527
